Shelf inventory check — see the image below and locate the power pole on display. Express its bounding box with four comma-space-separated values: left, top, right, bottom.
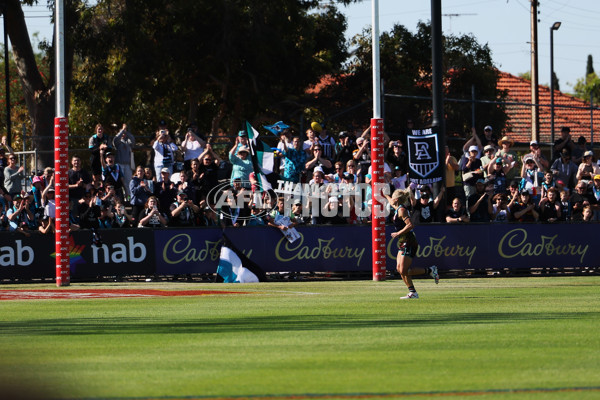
530, 1, 540, 142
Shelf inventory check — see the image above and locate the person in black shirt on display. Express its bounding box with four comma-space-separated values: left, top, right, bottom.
569, 181, 597, 221
467, 180, 492, 222
538, 187, 561, 223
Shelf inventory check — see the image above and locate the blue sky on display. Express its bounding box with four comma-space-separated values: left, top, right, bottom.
14, 0, 600, 94
342, 0, 600, 93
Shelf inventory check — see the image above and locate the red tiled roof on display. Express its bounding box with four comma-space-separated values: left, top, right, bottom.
497, 71, 600, 144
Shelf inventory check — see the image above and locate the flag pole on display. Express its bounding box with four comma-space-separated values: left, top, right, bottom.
54, 0, 70, 286
370, 0, 386, 281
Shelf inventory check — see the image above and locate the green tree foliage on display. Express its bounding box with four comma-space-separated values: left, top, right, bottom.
69, 0, 349, 140
574, 73, 600, 103
312, 22, 507, 138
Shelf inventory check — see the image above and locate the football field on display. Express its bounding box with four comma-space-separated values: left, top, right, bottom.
0, 277, 599, 400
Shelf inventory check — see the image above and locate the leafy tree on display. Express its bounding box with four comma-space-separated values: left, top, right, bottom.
69, 0, 350, 141
574, 72, 600, 103
3, 0, 88, 167
311, 22, 507, 139
586, 54, 594, 77
552, 71, 560, 92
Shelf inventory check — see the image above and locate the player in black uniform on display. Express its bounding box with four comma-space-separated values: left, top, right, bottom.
386, 189, 439, 299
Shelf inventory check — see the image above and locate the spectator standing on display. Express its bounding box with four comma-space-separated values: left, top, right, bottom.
444, 146, 460, 205
196, 146, 221, 200
152, 129, 178, 181
525, 140, 550, 171
520, 155, 545, 204
100, 151, 126, 201
305, 145, 333, 176
7, 194, 35, 236
497, 136, 519, 181
552, 127, 576, 162
486, 157, 511, 195
335, 131, 357, 166
353, 137, 371, 182
68, 155, 92, 214
79, 190, 102, 230
467, 179, 492, 222
385, 139, 408, 173
113, 201, 132, 228
229, 143, 253, 188
112, 124, 135, 197
551, 148, 578, 193
180, 127, 206, 171
130, 166, 153, 223
155, 168, 178, 215
576, 151, 600, 184
411, 186, 444, 223
479, 125, 498, 148
461, 145, 484, 198
280, 136, 307, 183
480, 144, 497, 173
3, 154, 25, 198
571, 136, 590, 165
312, 122, 336, 160
88, 124, 111, 176
303, 128, 317, 154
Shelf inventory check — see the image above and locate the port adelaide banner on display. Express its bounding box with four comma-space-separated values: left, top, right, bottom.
407, 127, 444, 185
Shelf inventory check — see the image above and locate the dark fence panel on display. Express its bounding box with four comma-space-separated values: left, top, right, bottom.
0, 223, 596, 280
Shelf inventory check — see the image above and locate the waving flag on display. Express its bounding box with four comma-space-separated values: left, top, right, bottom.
217, 235, 267, 283
263, 121, 290, 136
246, 122, 275, 190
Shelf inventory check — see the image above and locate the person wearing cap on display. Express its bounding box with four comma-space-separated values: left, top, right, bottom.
511, 189, 539, 222
486, 156, 511, 195
385, 138, 408, 173
353, 132, 372, 182
100, 150, 126, 201
496, 136, 518, 180
461, 144, 484, 197
384, 188, 439, 300
550, 148, 578, 192
480, 144, 497, 173
576, 150, 600, 184
552, 126, 576, 162
525, 140, 549, 170
169, 191, 200, 227
155, 168, 177, 214
3, 153, 25, 199
335, 131, 357, 165
519, 154, 544, 204
229, 139, 253, 188
411, 185, 445, 223
480, 125, 498, 148
467, 178, 492, 222
89, 124, 112, 176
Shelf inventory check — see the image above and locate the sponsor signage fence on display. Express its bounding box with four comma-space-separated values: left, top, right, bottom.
0, 223, 596, 280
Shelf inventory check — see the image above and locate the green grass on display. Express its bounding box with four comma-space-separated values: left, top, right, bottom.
0, 277, 599, 400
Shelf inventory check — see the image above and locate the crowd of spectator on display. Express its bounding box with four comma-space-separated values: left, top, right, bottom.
1, 120, 599, 236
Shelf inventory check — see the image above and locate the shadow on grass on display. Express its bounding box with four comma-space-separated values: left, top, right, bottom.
1, 312, 598, 336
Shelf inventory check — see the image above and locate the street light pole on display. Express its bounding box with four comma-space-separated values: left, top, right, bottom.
550, 21, 561, 158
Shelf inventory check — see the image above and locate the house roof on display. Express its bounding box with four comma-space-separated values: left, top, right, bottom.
497, 71, 600, 145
